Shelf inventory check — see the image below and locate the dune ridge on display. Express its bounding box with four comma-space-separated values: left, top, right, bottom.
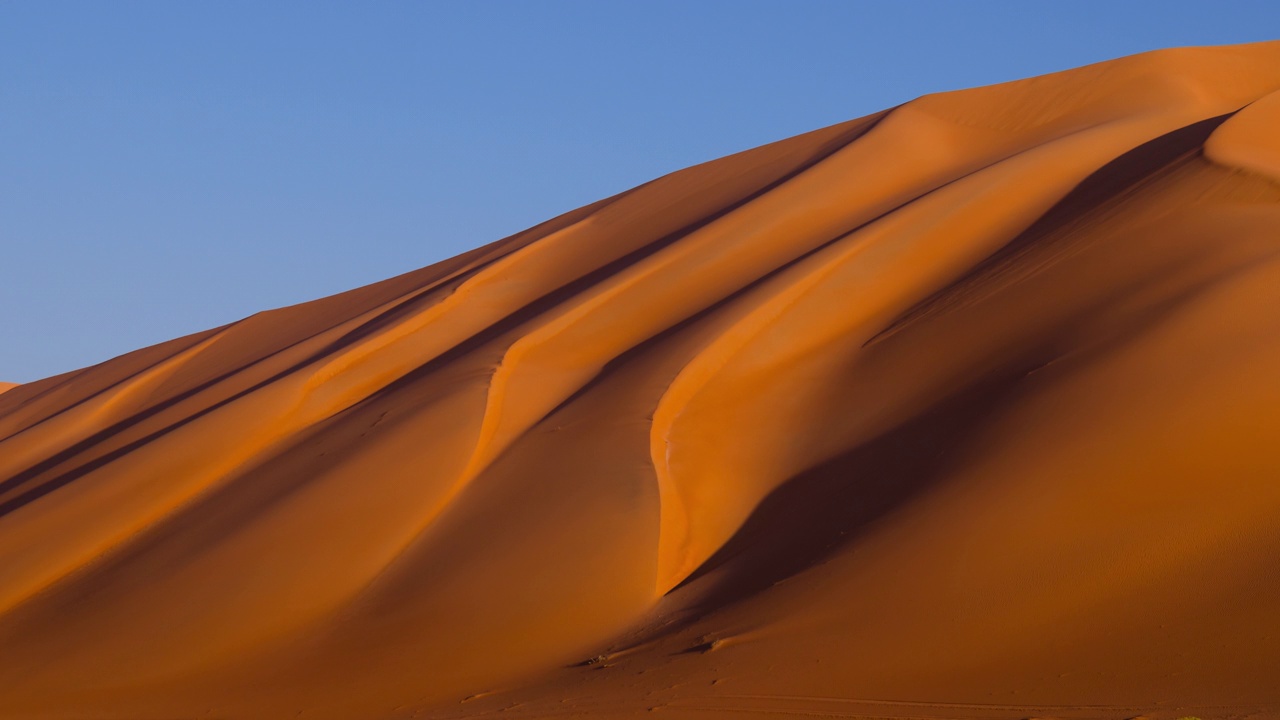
3, 41, 1280, 719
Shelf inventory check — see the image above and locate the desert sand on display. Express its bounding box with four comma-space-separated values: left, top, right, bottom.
2, 41, 1280, 720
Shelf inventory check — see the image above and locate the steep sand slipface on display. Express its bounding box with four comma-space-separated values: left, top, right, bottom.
0, 383, 16, 395
2, 41, 1280, 720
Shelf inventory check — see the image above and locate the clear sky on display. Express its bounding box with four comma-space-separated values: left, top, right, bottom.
2, 1, 1277, 384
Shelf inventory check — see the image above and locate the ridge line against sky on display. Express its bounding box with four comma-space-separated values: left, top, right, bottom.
2, 1, 1279, 384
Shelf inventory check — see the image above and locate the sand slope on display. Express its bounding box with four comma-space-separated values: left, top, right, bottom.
3, 42, 1280, 720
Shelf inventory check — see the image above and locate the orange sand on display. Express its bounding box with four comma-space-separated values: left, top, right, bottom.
3, 42, 1280, 720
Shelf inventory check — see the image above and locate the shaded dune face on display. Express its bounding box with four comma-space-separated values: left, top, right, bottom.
2, 41, 1280, 720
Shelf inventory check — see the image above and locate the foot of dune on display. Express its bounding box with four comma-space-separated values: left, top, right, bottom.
3, 41, 1280, 720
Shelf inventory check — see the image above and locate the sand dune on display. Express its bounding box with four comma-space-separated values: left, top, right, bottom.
3, 41, 1280, 720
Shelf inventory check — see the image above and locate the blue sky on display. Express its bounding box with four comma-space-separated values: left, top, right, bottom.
2, 1, 1278, 383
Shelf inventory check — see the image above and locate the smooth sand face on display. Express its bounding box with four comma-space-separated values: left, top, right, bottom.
2, 41, 1280, 720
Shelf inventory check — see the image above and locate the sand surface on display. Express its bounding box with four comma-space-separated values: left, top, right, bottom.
3, 41, 1280, 720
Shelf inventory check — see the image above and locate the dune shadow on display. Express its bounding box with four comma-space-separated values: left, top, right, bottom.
659, 369, 1029, 626
867, 111, 1232, 348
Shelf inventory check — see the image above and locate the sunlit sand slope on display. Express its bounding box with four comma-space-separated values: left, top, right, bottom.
3, 41, 1280, 720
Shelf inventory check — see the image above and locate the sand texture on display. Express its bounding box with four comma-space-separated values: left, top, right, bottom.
3, 41, 1280, 720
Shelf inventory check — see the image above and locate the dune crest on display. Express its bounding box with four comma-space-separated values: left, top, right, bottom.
3, 41, 1280, 720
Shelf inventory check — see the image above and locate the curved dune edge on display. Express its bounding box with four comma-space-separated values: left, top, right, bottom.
3, 41, 1280, 720
1204, 87, 1280, 182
